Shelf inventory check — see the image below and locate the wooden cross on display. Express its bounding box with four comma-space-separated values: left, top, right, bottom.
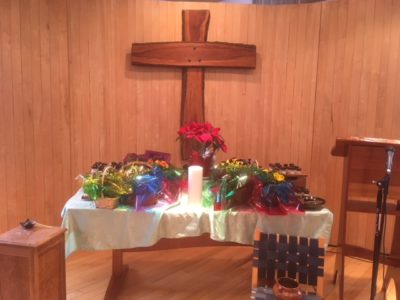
131, 10, 256, 160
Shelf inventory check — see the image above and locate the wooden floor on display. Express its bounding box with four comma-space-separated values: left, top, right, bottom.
66, 246, 399, 300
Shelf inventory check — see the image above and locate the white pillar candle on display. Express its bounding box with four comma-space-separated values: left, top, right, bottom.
188, 166, 203, 206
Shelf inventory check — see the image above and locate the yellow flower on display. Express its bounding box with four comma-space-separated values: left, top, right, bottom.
273, 172, 285, 182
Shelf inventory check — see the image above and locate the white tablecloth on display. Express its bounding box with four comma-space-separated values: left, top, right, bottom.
61, 190, 333, 257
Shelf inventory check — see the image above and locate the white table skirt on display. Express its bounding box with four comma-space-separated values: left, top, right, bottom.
61, 190, 333, 257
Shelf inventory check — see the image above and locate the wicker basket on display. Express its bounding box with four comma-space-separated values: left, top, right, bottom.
94, 166, 119, 209
95, 197, 119, 209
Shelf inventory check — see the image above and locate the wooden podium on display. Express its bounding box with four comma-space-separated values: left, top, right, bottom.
332, 137, 400, 299
0, 224, 66, 300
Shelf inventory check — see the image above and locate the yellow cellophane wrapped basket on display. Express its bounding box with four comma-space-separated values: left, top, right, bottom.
94, 166, 119, 209
119, 161, 153, 206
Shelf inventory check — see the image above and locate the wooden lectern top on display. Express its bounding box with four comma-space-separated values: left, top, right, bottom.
0, 224, 65, 248
332, 136, 400, 157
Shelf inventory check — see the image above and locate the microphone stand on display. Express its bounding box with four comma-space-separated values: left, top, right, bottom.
370, 173, 390, 300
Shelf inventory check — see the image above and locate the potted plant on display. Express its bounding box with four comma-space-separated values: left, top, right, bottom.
147, 159, 183, 203
211, 158, 299, 213
82, 163, 132, 209
177, 122, 228, 177
211, 158, 260, 209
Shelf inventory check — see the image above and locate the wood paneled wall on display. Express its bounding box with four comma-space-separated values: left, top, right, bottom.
310, 0, 400, 246
1, 0, 399, 249
0, 0, 71, 229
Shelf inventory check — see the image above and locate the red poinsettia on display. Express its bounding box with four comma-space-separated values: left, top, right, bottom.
177, 122, 228, 153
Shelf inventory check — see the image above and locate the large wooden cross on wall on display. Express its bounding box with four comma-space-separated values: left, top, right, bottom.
131, 10, 256, 160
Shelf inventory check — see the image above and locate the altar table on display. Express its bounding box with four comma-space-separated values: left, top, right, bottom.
61, 189, 333, 299
62, 189, 333, 256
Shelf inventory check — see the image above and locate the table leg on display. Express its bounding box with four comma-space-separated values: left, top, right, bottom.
104, 249, 128, 300
338, 250, 345, 300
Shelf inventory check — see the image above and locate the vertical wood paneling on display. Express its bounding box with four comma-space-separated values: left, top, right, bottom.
36, 0, 53, 224
206, 3, 320, 169
0, 1, 6, 230
389, 0, 400, 139
0, 0, 15, 229
123, 0, 138, 156
0, 0, 70, 228
115, 0, 129, 159
101, 0, 114, 161
18, 0, 37, 223
30, 0, 47, 222
1, 0, 400, 251
67, 0, 83, 186
6, 0, 29, 225
9, 0, 26, 226
311, 0, 400, 248
48, 0, 71, 219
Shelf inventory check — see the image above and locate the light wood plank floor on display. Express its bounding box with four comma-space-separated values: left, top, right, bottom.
66, 246, 399, 299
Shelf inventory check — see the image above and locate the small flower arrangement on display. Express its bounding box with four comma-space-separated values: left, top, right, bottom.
146, 159, 183, 180
80, 157, 184, 209
178, 122, 228, 176
82, 162, 132, 201
210, 158, 300, 214
210, 158, 265, 209
177, 122, 228, 154
212, 158, 285, 185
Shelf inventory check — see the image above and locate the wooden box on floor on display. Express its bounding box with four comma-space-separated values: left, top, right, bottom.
0, 224, 66, 300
